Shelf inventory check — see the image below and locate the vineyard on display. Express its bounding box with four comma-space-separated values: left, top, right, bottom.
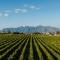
0, 33, 60, 60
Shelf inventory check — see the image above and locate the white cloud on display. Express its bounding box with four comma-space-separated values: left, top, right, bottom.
5, 10, 12, 13
15, 9, 21, 13
24, 4, 28, 7
15, 8, 27, 13
0, 13, 3, 16
36, 7, 40, 10
21, 9, 27, 13
30, 5, 40, 10
0, 5, 40, 17
0, 13, 10, 17
30, 5, 36, 9
4, 13, 9, 16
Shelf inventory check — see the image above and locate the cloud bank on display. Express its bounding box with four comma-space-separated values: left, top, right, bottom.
0, 5, 40, 17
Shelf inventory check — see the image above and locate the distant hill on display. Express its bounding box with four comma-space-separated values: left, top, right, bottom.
1, 25, 60, 32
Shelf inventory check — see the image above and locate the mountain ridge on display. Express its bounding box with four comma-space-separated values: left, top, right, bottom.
1, 25, 60, 32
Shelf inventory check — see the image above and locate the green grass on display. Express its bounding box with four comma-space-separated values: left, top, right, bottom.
0, 33, 60, 60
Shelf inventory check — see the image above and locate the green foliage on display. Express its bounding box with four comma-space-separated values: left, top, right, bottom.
0, 34, 60, 60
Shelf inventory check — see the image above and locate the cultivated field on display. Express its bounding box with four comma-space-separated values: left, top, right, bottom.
0, 33, 60, 60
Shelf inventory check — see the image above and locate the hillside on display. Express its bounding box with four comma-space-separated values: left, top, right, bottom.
1, 25, 60, 32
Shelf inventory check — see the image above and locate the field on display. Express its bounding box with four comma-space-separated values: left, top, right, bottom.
0, 33, 60, 60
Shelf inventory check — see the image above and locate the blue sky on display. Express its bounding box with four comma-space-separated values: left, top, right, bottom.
0, 0, 60, 29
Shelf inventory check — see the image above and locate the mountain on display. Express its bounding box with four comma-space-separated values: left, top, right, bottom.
1, 25, 60, 32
